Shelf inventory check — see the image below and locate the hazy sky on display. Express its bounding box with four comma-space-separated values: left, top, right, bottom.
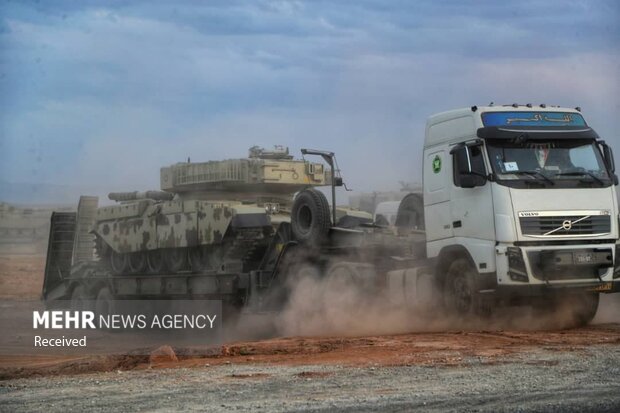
1, 0, 619, 196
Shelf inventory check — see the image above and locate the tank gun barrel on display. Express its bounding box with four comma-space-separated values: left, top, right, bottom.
108, 191, 174, 202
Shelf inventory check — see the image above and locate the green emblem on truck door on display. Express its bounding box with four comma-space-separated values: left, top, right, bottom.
432, 155, 442, 173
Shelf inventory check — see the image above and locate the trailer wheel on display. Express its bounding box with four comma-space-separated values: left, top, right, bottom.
285, 263, 321, 286
291, 189, 331, 246
222, 301, 242, 328
321, 262, 372, 330
443, 258, 489, 318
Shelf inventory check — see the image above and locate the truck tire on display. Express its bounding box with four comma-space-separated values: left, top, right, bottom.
533, 292, 599, 328
572, 292, 599, 326
554, 292, 599, 328
285, 263, 322, 285
443, 258, 490, 318
395, 192, 425, 233
291, 189, 331, 246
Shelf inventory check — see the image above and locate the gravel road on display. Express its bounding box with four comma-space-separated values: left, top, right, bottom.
2, 343, 620, 412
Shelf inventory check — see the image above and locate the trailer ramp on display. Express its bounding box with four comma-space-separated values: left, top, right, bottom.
42, 212, 76, 300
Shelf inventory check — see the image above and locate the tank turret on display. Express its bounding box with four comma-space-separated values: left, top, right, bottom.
160, 145, 328, 203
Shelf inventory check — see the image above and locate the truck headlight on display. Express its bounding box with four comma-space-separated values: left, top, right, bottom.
507, 247, 528, 282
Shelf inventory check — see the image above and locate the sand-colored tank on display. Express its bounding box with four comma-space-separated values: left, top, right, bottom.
93, 146, 330, 275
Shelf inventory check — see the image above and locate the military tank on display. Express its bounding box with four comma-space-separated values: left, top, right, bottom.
92, 145, 353, 276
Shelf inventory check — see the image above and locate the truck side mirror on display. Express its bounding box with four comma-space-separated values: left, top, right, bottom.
602, 143, 616, 173
450, 144, 487, 188
459, 175, 479, 189
451, 145, 472, 174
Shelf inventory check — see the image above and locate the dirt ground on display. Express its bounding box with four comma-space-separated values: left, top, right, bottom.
1, 254, 620, 411
0, 254, 45, 300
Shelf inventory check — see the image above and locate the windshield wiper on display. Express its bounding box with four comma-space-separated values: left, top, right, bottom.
511, 171, 555, 185
553, 171, 605, 186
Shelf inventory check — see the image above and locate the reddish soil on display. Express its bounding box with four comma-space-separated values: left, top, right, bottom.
2, 324, 619, 379
1, 253, 619, 380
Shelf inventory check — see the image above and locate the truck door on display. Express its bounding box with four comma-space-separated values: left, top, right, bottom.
424, 149, 454, 241
449, 143, 495, 241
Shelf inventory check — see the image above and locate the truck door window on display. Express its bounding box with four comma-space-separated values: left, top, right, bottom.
453, 145, 486, 187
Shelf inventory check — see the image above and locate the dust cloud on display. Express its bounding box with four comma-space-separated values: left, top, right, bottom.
251, 265, 620, 339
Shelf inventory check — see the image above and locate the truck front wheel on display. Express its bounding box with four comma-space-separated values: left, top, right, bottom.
572, 292, 599, 326
443, 258, 489, 318
560, 292, 599, 327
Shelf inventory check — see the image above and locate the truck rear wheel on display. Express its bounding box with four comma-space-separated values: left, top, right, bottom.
291, 189, 331, 246
444, 258, 489, 318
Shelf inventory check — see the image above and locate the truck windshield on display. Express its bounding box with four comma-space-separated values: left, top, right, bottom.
486, 139, 611, 188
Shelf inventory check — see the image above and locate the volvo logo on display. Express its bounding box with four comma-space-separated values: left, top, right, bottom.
562, 220, 572, 230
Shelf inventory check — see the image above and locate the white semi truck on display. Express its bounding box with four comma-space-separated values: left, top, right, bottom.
43, 104, 619, 328
397, 104, 618, 324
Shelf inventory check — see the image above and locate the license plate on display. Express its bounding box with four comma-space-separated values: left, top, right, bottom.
574, 252, 594, 264
589, 282, 612, 292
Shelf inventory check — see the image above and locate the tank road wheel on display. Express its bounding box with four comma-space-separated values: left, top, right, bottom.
147, 249, 165, 274
110, 250, 129, 275
291, 189, 331, 246
189, 246, 212, 272
128, 252, 147, 274
165, 248, 188, 273
443, 258, 490, 319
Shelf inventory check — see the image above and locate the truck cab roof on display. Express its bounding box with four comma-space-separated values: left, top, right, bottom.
424, 105, 585, 148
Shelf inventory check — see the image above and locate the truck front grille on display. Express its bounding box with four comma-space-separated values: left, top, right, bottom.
520, 215, 611, 236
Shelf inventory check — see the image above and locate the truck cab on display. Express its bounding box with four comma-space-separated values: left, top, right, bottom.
423, 104, 619, 321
